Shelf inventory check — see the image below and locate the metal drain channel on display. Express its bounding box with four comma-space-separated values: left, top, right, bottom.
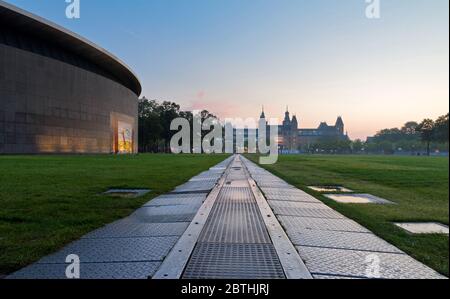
182, 157, 285, 279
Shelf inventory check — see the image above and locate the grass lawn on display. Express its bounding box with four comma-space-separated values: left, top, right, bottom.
247, 154, 449, 276
0, 154, 228, 276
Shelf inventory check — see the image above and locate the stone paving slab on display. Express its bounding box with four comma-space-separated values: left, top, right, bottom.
132, 204, 201, 218
37, 237, 179, 264
296, 246, 445, 279
272, 206, 345, 219
130, 213, 197, 223
8, 262, 161, 280
83, 220, 189, 239
324, 194, 395, 205
288, 229, 403, 253
313, 274, 361, 279
268, 200, 334, 210
261, 189, 322, 203
143, 194, 206, 207
279, 215, 371, 233
174, 180, 217, 192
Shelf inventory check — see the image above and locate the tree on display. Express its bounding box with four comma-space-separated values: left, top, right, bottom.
416, 119, 435, 156
351, 139, 364, 153
138, 98, 220, 153
401, 121, 419, 137
434, 113, 449, 144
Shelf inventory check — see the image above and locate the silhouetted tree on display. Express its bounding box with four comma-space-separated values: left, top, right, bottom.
434, 114, 449, 144
416, 119, 435, 156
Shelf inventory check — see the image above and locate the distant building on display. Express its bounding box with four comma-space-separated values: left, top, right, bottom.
260, 108, 349, 152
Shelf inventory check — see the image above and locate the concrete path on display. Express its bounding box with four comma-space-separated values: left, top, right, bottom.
9, 154, 446, 279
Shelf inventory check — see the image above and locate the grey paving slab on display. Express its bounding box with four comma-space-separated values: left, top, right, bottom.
9, 261, 161, 280
144, 194, 206, 207
287, 229, 403, 253
82, 220, 189, 239
183, 243, 285, 279
279, 215, 370, 233
104, 189, 151, 198
313, 274, 361, 280
324, 194, 395, 205
37, 237, 179, 264
268, 200, 333, 210
296, 246, 445, 279
174, 180, 217, 192
308, 186, 353, 193
394, 222, 449, 234
256, 182, 294, 188
272, 206, 345, 219
132, 204, 201, 218
261, 188, 321, 203
130, 213, 197, 223
190, 171, 222, 180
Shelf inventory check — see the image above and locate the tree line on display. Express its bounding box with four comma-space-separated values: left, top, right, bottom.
359, 114, 449, 155
138, 98, 217, 153
138, 98, 448, 156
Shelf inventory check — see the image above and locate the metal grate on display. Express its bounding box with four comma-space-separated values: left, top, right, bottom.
198, 201, 271, 244
216, 187, 255, 203
183, 243, 285, 279
182, 161, 285, 279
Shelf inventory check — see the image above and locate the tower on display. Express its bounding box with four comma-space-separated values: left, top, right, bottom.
291, 114, 298, 131
260, 106, 266, 120
335, 116, 344, 135
283, 106, 291, 128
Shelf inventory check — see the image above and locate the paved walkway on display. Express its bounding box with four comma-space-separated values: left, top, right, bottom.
9, 155, 445, 279
241, 156, 445, 279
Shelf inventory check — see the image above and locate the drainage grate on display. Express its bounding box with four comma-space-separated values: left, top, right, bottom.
216, 187, 255, 203
199, 201, 271, 244
183, 243, 285, 279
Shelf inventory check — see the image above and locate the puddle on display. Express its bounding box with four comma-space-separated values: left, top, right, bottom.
308, 186, 353, 193
324, 194, 394, 205
104, 189, 150, 198
394, 222, 449, 234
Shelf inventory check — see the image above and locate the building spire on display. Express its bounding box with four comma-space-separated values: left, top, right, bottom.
260, 105, 266, 119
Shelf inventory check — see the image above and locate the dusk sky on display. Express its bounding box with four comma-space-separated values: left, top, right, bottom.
4, 0, 449, 139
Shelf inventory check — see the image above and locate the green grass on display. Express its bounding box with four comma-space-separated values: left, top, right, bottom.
0, 154, 228, 276
247, 154, 449, 276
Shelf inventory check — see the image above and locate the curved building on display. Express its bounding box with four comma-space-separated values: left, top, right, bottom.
0, 1, 141, 154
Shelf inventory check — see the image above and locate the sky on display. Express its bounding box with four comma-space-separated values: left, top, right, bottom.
4, 0, 449, 139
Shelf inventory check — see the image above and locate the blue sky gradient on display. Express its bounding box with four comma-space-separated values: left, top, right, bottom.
4, 0, 449, 139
